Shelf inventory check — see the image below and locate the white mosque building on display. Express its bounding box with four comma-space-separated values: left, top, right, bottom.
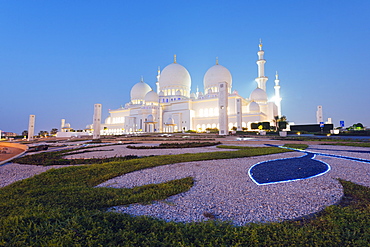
101, 41, 282, 135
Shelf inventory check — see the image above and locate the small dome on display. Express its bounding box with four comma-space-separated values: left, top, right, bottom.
248, 101, 260, 113
204, 64, 232, 92
130, 80, 152, 102
104, 117, 111, 124
144, 90, 159, 103
158, 63, 191, 91
250, 88, 267, 102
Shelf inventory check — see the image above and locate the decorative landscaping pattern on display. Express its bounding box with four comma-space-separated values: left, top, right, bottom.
126, 142, 221, 149
1, 143, 370, 245
248, 153, 330, 185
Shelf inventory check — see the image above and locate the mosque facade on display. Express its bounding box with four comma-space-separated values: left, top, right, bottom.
101, 42, 282, 135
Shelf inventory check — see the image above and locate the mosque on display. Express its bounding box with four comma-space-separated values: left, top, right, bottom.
101, 41, 282, 135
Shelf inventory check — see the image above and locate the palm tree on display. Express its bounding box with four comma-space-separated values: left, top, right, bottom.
274, 115, 288, 131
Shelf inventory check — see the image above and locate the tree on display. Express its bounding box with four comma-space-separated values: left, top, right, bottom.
22, 130, 28, 137
352, 123, 364, 130
274, 115, 288, 131
50, 128, 58, 135
38, 131, 49, 138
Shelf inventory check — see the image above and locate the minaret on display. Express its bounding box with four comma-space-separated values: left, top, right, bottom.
274, 71, 282, 117
156, 66, 160, 94
255, 39, 268, 91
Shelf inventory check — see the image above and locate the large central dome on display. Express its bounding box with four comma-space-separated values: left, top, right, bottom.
158, 63, 191, 96
203, 64, 232, 94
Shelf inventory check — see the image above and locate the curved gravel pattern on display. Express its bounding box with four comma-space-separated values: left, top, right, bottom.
99, 145, 370, 225
65, 144, 237, 159
0, 163, 72, 188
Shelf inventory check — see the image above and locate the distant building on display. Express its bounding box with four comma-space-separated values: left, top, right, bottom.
1, 132, 17, 137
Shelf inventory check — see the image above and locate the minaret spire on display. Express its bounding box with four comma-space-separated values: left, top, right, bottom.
255, 40, 268, 91
259, 38, 263, 51
274, 71, 282, 117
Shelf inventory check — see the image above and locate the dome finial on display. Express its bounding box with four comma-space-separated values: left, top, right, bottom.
174, 54, 177, 64
216, 57, 219, 65
259, 38, 263, 50
140, 75, 144, 82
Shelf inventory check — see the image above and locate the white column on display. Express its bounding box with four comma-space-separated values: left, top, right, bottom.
218, 82, 229, 135
158, 105, 163, 132
28, 115, 35, 141
61, 119, 65, 132
93, 104, 102, 139
236, 98, 242, 131
316, 105, 323, 124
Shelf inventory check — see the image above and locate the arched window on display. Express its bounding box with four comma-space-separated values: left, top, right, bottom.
204, 108, 209, 117
199, 109, 204, 117
201, 124, 206, 131
212, 123, 216, 128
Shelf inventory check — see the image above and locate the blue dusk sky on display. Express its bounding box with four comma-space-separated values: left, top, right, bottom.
1, 0, 370, 134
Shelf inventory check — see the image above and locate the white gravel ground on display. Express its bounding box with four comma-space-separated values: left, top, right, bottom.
1, 144, 369, 225
0, 163, 72, 188
64, 144, 239, 159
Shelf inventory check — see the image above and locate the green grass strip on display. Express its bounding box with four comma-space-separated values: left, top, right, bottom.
282, 144, 309, 150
